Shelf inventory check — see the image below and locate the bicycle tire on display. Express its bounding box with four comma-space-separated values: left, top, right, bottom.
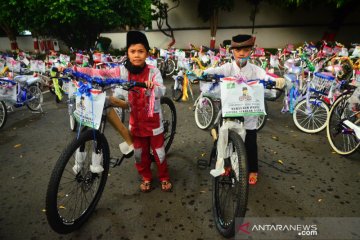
165, 59, 176, 76
46, 130, 110, 234
326, 93, 360, 155
194, 96, 216, 130
0, 101, 7, 129
161, 96, 177, 153
212, 130, 248, 238
293, 98, 329, 133
256, 101, 268, 131
171, 84, 183, 102
26, 85, 43, 111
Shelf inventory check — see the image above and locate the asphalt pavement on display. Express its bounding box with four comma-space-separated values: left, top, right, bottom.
0, 79, 359, 240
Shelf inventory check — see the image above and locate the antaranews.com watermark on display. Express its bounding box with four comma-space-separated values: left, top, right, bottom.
236, 217, 360, 239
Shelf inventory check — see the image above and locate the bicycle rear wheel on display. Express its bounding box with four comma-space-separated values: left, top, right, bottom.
46, 130, 110, 234
326, 93, 360, 155
194, 96, 216, 130
212, 130, 248, 238
26, 85, 43, 111
161, 97, 177, 153
293, 98, 329, 133
0, 101, 7, 129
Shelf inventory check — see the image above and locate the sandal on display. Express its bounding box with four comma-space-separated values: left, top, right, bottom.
160, 180, 173, 192
249, 172, 258, 185
140, 180, 153, 193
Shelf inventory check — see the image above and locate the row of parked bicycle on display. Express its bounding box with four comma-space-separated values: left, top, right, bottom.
0, 46, 359, 239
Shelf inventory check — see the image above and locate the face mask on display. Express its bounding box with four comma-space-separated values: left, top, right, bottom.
236, 56, 250, 65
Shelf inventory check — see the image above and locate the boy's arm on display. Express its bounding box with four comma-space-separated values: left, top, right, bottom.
203, 62, 230, 76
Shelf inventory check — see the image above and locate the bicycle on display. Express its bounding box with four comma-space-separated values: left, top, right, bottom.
206, 76, 266, 238
194, 74, 222, 130
0, 74, 43, 129
45, 75, 177, 234
326, 85, 360, 155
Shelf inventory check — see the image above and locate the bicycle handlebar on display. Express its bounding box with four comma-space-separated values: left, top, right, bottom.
63, 68, 147, 89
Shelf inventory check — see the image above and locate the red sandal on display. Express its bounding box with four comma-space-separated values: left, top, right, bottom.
249, 173, 258, 185
160, 180, 173, 192
140, 180, 153, 193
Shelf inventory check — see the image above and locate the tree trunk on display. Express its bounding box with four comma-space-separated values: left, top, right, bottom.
0, 24, 18, 52
210, 9, 218, 49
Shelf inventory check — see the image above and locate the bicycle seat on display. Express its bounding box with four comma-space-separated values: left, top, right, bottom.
14, 75, 41, 85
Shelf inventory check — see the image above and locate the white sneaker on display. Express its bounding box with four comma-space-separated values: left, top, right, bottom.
119, 142, 134, 155
72, 149, 87, 174
90, 152, 104, 173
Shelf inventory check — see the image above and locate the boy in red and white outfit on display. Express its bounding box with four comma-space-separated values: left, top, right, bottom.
73, 31, 172, 192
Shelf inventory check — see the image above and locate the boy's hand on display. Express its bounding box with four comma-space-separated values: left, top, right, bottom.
145, 80, 154, 89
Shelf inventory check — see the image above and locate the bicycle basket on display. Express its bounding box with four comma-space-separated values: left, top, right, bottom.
254, 48, 265, 56
200, 81, 221, 98
311, 72, 335, 94
75, 53, 84, 64
323, 45, 333, 56
332, 46, 342, 54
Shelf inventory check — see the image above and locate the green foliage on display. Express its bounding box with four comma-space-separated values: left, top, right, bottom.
0, 0, 152, 49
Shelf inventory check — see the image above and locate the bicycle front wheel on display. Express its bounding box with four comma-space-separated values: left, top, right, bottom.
212, 130, 248, 238
26, 85, 43, 111
326, 93, 360, 155
194, 96, 216, 130
46, 130, 110, 234
293, 98, 329, 133
0, 101, 7, 129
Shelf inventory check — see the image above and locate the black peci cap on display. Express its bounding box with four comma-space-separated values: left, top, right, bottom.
230, 34, 256, 49
126, 31, 150, 51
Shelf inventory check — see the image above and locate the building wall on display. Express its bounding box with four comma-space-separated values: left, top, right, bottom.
1, 0, 359, 51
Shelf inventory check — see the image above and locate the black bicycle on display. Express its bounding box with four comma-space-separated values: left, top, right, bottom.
45, 74, 176, 234
209, 111, 248, 238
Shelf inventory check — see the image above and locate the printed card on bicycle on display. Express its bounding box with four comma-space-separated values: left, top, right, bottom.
220, 77, 266, 117
73, 89, 106, 130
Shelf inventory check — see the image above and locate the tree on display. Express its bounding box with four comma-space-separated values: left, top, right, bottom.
152, 0, 180, 48
266, 0, 359, 41
2, 0, 152, 52
0, 0, 27, 51
248, 0, 262, 34
197, 0, 234, 49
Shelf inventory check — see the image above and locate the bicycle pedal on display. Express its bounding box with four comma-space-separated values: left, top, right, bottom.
110, 158, 120, 168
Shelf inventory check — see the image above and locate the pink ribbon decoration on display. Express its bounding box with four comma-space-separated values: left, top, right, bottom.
147, 72, 160, 117
74, 67, 120, 78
